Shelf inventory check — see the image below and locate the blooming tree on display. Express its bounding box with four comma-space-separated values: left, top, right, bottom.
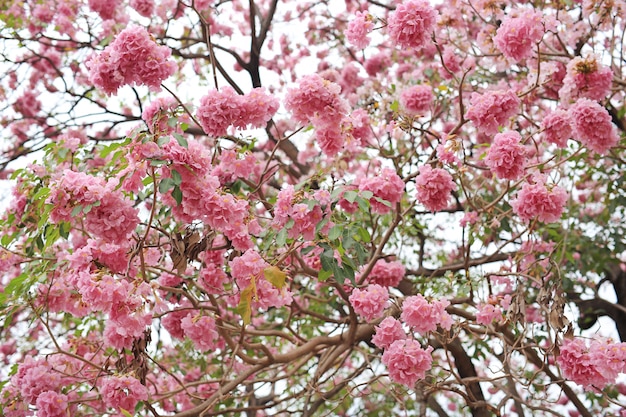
1, 0, 626, 416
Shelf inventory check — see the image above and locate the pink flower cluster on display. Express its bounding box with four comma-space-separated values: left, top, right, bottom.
400, 84, 433, 116
142, 96, 180, 134
476, 302, 504, 326
569, 98, 620, 154
36, 391, 69, 417
273, 185, 325, 241
558, 338, 626, 389
86, 26, 176, 95
414, 164, 456, 212
511, 175, 568, 223
382, 339, 433, 386
367, 259, 406, 288
48, 170, 140, 244
387, 0, 437, 50
493, 9, 544, 62
348, 284, 389, 322
99, 375, 149, 412
465, 89, 520, 135
345, 11, 374, 49
484, 131, 527, 181
229, 250, 293, 311
358, 168, 405, 214
559, 56, 613, 103
372, 317, 406, 349
401, 294, 453, 334
180, 314, 220, 351
541, 109, 572, 148
284, 74, 350, 156
196, 86, 279, 137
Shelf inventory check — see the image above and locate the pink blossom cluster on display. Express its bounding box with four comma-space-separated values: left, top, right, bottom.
181, 314, 220, 351
511, 175, 568, 223
158, 140, 260, 251
414, 164, 456, 212
142, 96, 180, 134
358, 168, 405, 214
465, 89, 521, 135
387, 0, 438, 50
484, 131, 527, 181
372, 317, 406, 349
345, 11, 374, 49
9, 357, 64, 404
559, 56, 613, 103
99, 375, 149, 412
88, 0, 122, 20
273, 185, 326, 241
196, 86, 279, 137
475, 302, 504, 326
493, 9, 544, 62
35, 390, 69, 417
86, 26, 176, 95
48, 170, 140, 244
229, 250, 293, 310
14, 90, 42, 118
284, 74, 350, 156
401, 294, 453, 334
367, 259, 406, 288
130, 0, 155, 17
348, 284, 389, 322
381, 339, 434, 386
399, 84, 433, 116
558, 338, 626, 389
541, 108, 572, 148
569, 98, 620, 154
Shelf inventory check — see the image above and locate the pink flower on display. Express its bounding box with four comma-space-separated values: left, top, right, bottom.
88, 0, 122, 20
86, 26, 176, 95
181, 314, 219, 351
358, 168, 405, 214
494, 9, 544, 62
541, 109, 572, 148
484, 131, 527, 180
130, 0, 155, 17
559, 56, 613, 103
401, 294, 453, 334
284, 74, 348, 126
569, 98, 619, 154
11, 357, 63, 403
348, 284, 389, 322
345, 11, 374, 49
387, 0, 438, 50
367, 259, 406, 288
382, 339, 433, 386
414, 164, 456, 212
400, 84, 433, 116
142, 96, 180, 134
35, 391, 68, 417
475, 303, 503, 326
372, 317, 407, 349
100, 375, 148, 411
511, 175, 568, 223
557, 338, 620, 389
465, 89, 520, 135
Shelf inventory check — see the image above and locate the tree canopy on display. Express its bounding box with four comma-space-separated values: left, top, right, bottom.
1, 0, 626, 416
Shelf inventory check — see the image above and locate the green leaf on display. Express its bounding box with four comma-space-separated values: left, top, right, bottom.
318, 268, 333, 281
276, 228, 287, 247
170, 169, 182, 186
173, 133, 188, 148
71, 205, 84, 217
328, 225, 342, 241
264, 266, 287, 289
172, 186, 183, 205
157, 136, 170, 146
360, 190, 373, 200
343, 190, 358, 203
159, 178, 175, 194
236, 286, 253, 325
